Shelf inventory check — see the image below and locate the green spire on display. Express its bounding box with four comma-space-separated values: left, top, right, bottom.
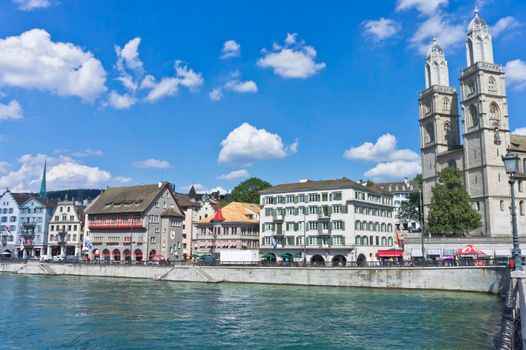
39, 160, 47, 199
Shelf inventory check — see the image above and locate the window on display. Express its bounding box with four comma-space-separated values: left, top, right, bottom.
308, 221, 318, 231
444, 122, 451, 144
442, 98, 449, 112
520, 201, 525, 216
469, 105, 479, 128
333, 205, 342, 213
332, 221, 344, 230
308, 193, 320, 202
500, 200, 505, 211
488, 76, 496, 93
489, 103, 500, 126
333, 192, 342, 201
332, 236, 343, 245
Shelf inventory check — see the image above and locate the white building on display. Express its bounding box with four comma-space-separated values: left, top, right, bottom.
419, 8, 526, 237
47, 199, 85, 257
374, 179, 421, 233
0, 191, 28, 258
259, 178, 397, 265
19, 197, 56, 258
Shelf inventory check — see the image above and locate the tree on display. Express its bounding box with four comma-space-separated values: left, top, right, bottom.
413, 174, 423, 187
227, 178, 272, 204
398, 192, 421, 228
427, 167, 481, 236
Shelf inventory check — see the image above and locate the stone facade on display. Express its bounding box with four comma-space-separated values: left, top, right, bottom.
259, 178, 396, 264
419, 9, 526, 237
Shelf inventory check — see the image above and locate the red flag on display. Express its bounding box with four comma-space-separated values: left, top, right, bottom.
395, 232, 403, 247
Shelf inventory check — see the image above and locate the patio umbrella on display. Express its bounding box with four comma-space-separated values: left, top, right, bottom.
455, 244, 486, 256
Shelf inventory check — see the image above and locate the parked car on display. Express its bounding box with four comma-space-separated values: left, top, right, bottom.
52, 256, 64, 262
40, 255, 52, 262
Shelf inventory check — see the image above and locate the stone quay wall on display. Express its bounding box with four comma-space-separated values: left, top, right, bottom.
0, 262, 509, 294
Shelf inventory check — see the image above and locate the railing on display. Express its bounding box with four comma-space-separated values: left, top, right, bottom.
495, 274, 526, 349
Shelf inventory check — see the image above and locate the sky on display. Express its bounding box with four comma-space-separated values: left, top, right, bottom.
0, 0, 525, 194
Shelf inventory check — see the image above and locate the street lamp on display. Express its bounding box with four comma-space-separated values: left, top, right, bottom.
419, 188, 425, 265
503, 151, 522, 271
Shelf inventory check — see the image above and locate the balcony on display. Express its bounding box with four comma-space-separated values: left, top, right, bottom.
272, 214, 285, 223
88, 223, 145, 230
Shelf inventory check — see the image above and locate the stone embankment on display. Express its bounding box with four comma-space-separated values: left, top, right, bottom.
0, 261, 509, 294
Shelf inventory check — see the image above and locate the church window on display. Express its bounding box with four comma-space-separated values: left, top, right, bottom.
424, 123, 434, 144
488, 77, 496, 93
468, 82, 475, 96
469, 105, 479, 128
489, 103, 500, 126
448, 160, 456, 169
520, 201, 525, 216
519, 181, 523, 193
444, 122, 451, 143
500, 200, 505, 211
442, 98, 450, 112
474, 175, 478, 184
476, 202, 480, 211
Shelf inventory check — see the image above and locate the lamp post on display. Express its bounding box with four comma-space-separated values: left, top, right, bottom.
57, 227, 67, 261
503, 151, 522, 271
419, 188, 425, 265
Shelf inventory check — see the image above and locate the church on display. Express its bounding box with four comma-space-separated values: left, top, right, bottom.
419, 8, 526, 237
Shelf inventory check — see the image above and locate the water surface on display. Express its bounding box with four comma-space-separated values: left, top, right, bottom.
0, 274, 501, 349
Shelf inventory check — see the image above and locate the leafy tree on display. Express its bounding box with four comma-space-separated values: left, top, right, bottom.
413, 174, 423, 187
398, 192, 421, 227
427, 167, 481, 236
227, 178, 272, 204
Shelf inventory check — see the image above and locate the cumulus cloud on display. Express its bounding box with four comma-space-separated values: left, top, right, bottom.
218, 123, 297, 166
107, 91, 137, 109
209, 88, 223, 101
221, 40, 241, 59
504, 59, 526, 90
0, 100, 23, 121
344, 134, 419, 162
69, 149, 103, 158
410, 14, 464, 55
145, 61, 203, 102
0, 162, 10, 174
13, 0, 51, 11
0, 154, 114, 192
132, 158, 171, 169
258, 33, 326, 79
114, 176, 132, 183
513, 128, 526, 136
0, 29, 107, 102
218, 169, 249, 181
362, 18, 401, 41
224, 79, 258, 93
364, 160, 422, 182
182, 184, 228, 195
491, 17, 520, 38
396, 0, 448, 15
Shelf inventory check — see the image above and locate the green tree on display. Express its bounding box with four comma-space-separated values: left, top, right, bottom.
398, 192, 421, 227
227, 177, 272, 204
413, 174, 423, 187
427, 167, 481, 236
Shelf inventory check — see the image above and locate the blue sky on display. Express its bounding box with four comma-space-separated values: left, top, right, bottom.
0, 0, 525, 194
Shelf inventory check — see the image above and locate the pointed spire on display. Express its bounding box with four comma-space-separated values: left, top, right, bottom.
474, 5, 479, 17
39, 160, 47, 199
212, 199, 225, 222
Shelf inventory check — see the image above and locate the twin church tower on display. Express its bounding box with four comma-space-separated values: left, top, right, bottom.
419, 8, 526, 237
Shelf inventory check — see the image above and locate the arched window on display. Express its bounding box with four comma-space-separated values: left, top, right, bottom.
469, 105, 479, 128
388, 237, 393, 246
387, 224, 393, 232
488, 76, 496, 92
489, 103, 500, 126
425, 122, 435, 144
444, 122, 451, 144
355, 236, 361, 245
361, 236, 368, 246
381, 237, 387, 246
500, 200, 505, 211
448, 160, 456, 169
355, 221, 360, 230
442, 98, 450, 112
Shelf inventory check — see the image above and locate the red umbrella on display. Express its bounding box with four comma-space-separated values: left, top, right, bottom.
455, 244, 486, 256
125, 253, 131, 257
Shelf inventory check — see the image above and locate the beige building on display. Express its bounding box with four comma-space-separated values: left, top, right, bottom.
173, 194, 200, 260
193, 202, 260, 255
419, 8, 526, 237
47, 199, 85, 257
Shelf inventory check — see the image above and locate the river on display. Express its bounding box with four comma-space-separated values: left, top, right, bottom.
0, 274, 502, 349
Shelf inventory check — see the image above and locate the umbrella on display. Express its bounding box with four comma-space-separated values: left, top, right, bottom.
455, 244, 486, 256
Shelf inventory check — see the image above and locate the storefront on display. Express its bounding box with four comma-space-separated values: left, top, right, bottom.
377, 249, 403, 265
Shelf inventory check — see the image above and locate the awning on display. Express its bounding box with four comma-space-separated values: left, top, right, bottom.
377, 249, 403, 258
441, 256, 455, 260
482, 249, 493, 256
261, 253, 276, 260
114, 252, 121, 256
426, 249, 441, 256
411, 249, 423, 257
125, 253, 131, 257
135, 253, 143, 257
278, 253, 293, 259
455, 244, 486, 255
495, 249, 511, 257
443, 248, 456, 256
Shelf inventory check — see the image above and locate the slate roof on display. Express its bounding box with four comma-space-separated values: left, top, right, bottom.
12, 193, 32, 206
174, 194, 200, 209
197, 202, 260, 224
510, 134, 526, 153
373, 181, 420, 194
86, 183, 170, 214
161, 208, 185, 218
260, 178, 382, 195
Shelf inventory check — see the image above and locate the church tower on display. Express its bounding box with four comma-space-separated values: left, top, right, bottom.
39, 160, 47, 200
419, 39, 461, 213
459, 7, 511, 236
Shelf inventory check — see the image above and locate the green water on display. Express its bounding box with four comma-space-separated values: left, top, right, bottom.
0, 274, 502, 349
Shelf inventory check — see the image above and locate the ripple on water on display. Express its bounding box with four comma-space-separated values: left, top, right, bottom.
0, 274, 502, 350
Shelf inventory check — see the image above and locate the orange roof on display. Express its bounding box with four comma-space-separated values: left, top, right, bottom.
197, 202, 260, 224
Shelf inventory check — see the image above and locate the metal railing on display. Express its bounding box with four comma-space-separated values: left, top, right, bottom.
496, 275, 526, 349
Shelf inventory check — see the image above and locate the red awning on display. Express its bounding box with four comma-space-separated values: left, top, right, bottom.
136, 253, 143, 257
455, 244, 486, 256
114, 253, 121, 256
125, 253, 131, 257
104, 253, 110, 257
376, 250, 404, 258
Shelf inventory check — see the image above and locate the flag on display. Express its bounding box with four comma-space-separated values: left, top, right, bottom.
395, 232, 403, 248
271, 238, 278, 249
84, 240, 93, 250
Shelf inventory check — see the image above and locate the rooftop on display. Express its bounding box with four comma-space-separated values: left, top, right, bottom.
197, 202, 260, 224
260, 178, 383, 195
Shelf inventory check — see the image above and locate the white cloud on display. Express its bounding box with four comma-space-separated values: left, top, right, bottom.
0, 162, 10, 174
218, 122, 297, 166
362, 18, 401, 41
344, 134, 419, 162
396, 0, 448, 15
490, 17, 520, 38
114, 176, 132, 183
132, 158, 171, 169
182, 184, 228, 195
107, 91, 137, 109
504, 59, 526, 90
410, 14, 464, 55
513, 128, 526, 136
116, 37, 143, 74
288, 139, 299, 154
69, 149, 103, 158
0, 29, 107, 102
218, 169, 249, 181
221, 40, 241, 59
0, 100, 23, 121
224, 80, 258, 93
13, 0, 50, 11
364, 160, 422, 182
145, 61, 203, 102
258, 33, 326, 79
0, 154, 113, 192
209, 88, 223, 101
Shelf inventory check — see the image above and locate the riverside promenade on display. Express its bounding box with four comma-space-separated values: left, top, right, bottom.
0, 260, 509, 294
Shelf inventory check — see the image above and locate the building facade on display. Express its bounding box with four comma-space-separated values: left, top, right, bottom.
194, 201, 260, 255
374, 179, 421, 233
84, 182, 185, 262
0, 191, 28, 258
259, 178, 396, 265
47, 199, 85, 257
19, 197, 56, 258
174, 194, 200, 259
419, 8, 526, 237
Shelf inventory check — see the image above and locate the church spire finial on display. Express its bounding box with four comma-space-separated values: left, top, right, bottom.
39, 159, 47, 199
474, 5, 479, 17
